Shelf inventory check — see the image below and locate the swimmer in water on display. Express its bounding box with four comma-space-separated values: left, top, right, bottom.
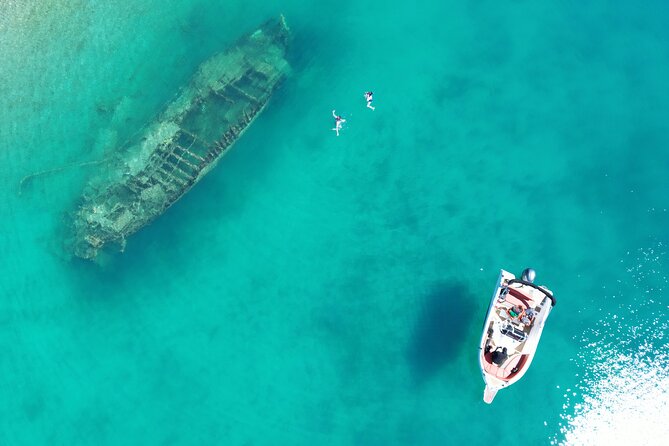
332, 109, 346, 136
364, 91, 375, 110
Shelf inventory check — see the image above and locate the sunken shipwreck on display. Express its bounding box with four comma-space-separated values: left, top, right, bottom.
68, 16, 290, 260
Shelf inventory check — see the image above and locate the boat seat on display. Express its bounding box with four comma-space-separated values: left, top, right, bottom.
497, 354, 522, 379
505, 287, 532, 309
483, 352, 522, 380
483, 356, 501, 376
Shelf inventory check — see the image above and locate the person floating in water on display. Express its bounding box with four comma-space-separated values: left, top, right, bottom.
332, 110, 346, 136
364, 91, 375, 110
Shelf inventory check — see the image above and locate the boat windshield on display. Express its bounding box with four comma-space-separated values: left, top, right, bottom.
501, 323, 527, 342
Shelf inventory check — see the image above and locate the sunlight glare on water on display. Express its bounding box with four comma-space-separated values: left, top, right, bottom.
556, 244, 669, 445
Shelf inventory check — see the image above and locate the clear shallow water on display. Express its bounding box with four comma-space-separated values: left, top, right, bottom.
1, 1, 668, 444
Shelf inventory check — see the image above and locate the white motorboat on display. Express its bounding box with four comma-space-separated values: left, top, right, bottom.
479, 268, 556, 403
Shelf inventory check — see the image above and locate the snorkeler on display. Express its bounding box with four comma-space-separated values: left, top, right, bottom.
364, 91, 375, 110
332, 109, 346, 136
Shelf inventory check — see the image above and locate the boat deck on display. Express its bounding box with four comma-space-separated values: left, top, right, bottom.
481, 281, 543, 380
479, 269, 556, 403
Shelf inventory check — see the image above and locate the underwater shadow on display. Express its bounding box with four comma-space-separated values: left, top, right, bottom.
406, 281, 477, 386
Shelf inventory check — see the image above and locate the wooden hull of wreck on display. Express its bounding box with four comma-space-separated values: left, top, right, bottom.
69, 16, 290, 260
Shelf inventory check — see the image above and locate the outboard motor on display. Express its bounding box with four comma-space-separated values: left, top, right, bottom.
521, 268, 536, 283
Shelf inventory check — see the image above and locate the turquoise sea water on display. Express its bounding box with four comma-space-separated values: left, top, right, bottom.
1, 1, 668, 444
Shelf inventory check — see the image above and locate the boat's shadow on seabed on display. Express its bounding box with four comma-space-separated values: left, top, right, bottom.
406, 282, 476, 386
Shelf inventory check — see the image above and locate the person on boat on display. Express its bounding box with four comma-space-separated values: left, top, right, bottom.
508, 305, 523, 319
497, 285, 510, 303
491, 347, 508, 365
520, 307, 536, 325
364, 91, 375, 110
332, 110, 346, 136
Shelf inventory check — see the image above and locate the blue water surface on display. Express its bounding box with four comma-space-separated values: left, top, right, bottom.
1, 1, 668, 444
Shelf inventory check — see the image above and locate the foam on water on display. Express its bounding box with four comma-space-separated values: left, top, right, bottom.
555, 244, 669, 445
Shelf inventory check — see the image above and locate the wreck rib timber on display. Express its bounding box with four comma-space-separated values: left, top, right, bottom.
69, 16, 290, 260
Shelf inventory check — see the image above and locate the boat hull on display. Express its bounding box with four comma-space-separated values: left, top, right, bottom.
479, 269, 554, 403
